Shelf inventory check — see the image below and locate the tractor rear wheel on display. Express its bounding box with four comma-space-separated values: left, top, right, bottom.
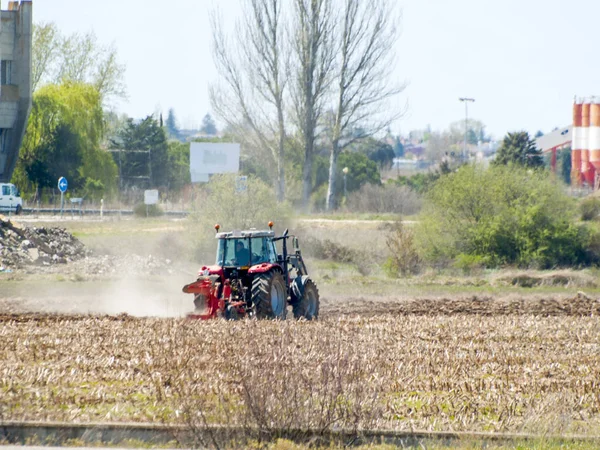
292, 279, 319, 320
251, 270, 287, 319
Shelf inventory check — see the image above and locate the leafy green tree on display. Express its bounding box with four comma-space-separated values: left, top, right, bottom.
467, 129, 478, 145
111, 116, 169, 189
12, 82, 117, 199
165, 108, 179, 139
494, 131, 544, 168
416, 164, 589, 268
354, 138, 395, 171
389, 171, 443, 194
394, 137, 404, 157
558, 147, 571, 185
338, 152, 381, 193
309, 151, 380, 210
166, 141, 191, 191
200, 113, 217, 136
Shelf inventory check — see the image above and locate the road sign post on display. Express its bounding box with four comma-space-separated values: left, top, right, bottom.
58, 177, 68, 218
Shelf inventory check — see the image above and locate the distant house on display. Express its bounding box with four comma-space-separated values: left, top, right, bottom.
404, 143, 425, 158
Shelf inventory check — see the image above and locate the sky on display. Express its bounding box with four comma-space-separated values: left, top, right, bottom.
34, 0, 600, 140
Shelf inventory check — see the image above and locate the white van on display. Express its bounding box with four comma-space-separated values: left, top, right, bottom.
0, 183, 23, 215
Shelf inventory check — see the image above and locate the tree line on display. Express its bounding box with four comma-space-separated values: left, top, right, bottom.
210, 0, 403, 210
12, 24, 192, 202
13, 5, 403, 208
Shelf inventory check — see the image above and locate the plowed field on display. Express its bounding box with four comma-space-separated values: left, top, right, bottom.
1, 306, 600, 435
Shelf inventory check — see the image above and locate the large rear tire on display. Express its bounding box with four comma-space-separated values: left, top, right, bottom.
291, 279, 319, 320
251, 270, 287, 319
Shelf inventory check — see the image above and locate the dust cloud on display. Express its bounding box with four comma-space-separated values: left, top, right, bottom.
0, 273, 196, 318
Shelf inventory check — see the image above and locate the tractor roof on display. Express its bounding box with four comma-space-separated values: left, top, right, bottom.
216, 229, 275, 239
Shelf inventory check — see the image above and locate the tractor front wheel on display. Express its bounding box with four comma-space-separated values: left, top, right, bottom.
251, 270, 287, 319
291, 279, 320, 320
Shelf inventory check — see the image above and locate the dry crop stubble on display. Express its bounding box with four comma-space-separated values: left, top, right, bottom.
1, 313, 600, 437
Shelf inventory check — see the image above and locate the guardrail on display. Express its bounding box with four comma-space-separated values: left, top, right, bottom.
21, 208, 190, 218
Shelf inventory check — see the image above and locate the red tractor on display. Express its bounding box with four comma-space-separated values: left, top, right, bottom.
182, 223, 319, 320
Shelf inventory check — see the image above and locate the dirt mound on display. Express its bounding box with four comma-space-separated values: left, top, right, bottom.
493, 271, 598, 288
0, 215, 88, 269
322, 292, 600, 317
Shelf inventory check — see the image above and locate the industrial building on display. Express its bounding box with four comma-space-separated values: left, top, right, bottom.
535, 125, 571, 173
0, 0, 32, 183
534, 98, 600, 189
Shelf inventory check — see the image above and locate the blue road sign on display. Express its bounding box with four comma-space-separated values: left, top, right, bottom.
58, 177, 68, 193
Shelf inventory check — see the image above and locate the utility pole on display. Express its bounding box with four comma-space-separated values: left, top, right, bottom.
459, 97, 475, 161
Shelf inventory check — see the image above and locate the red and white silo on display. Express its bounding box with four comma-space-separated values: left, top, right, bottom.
581, 102, 594, 186
589, 101, 600, 187
572, 102, 583, 186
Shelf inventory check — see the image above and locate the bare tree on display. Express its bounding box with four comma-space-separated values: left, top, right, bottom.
325, 0, 404, 211
93, 44, 127, 102
55, 31, 97, 83
210, 0, 289, 201
31, 23, 126, 104
291, 0, 336, 208
31, 22, 61, 91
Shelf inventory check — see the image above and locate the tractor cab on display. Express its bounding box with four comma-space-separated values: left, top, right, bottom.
215, 230, 278, 268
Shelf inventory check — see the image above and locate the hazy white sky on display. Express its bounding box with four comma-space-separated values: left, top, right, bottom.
35, 0, 600, 139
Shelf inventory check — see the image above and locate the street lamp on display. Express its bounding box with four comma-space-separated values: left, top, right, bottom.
459, 97, 475, 160
342, 167, 349, 199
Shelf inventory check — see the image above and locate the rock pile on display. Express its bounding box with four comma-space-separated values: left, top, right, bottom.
0, 215, 88, 269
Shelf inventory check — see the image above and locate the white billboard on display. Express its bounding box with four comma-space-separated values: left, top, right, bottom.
144, 189, 159, 205
190, 142, 240, 183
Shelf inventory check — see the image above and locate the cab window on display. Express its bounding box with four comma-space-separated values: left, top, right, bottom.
10, 185, 18, 196
249, 237, 268, 264
268, 241, 277, 263
1, 185, 9, 195
216, 238, 251, 266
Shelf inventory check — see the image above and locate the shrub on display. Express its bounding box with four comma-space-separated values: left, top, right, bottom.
453, 253, 491, 274
346, 184, 422, 215
190, 175, 291, 260
301, 236, 358, 264
192, 174, 291, 232
383, 221, 420, 277
580, 197, 600, 221
416, 164, 590, 269
133, 203, 164, 217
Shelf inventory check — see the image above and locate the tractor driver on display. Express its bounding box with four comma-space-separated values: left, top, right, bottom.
234, 240, 250, 266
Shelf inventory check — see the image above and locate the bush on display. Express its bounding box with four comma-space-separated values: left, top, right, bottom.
416, 164, 590, 269
190, 175, 291, 261
192, 174, 291, 231
133, 203, 164, 217
580, 197, 600, 221
346, 184, 422, 215
383, 221, 420, 277
301, 236, 358, 264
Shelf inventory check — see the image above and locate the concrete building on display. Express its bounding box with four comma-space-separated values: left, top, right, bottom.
0, 0, 31, 183
535, 125, 571, 172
